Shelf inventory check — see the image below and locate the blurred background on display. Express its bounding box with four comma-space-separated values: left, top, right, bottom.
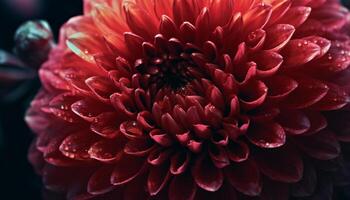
0, 0, 349, 199
0, 0, 82, 199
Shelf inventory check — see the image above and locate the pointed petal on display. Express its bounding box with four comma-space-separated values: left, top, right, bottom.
277, 110, 311, 135
87, 165, 115, 195
255, 145, 303, 183
309, 83, 350, 111
148, 164, 171, 195
253, 51, 283, 77
243, 3, 272, 34
111, 154, 145, 185
281, 77, 329, 109
239, 80, 268, 110
296, 130, 340, 160
86, 76, 115, 103
124, 139, 155, 156
225, 159, 262, 196
170, 151, 191, 175
303, 111, 327, 135
247, 122, 286, 148
276, 6, 311, 28
91, 112, 121, 138
282, 39, 321, 67
264, 24, 295, 51
226, 141, 249, 162
192, 156, 223, 192
88, 138, 124, 162
265, 75, 298, 100
59, 131, 99, 160
71, 99, 109, 122
124, 3, 157, 39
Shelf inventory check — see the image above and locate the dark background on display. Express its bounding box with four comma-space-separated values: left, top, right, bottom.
0, 0, 350, 199
0, 0, 82, 199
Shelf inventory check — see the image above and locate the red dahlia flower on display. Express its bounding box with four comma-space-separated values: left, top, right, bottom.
26, 0, 350, 199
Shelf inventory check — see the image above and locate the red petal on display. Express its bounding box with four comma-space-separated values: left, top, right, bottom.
209, 0, 234, 27
111, 154, 146, 185
265, 75, 298, 100
150, 129, 174, 147
154, 0, 173, 19
124, 3, 157, 39
173, 0, 198, 25
170, 151, 191, 175
87, 166, 115, 195
137, 111, 155, 131
124, 32, 144, 59
66, 32, 107, 63
225, 159, 262, 196
120, 121, 146, 139
90, 112, 121, 139
59, 131, 99, 160
314, 44, 350, 73
282, 39, 321, 67
169, 172, 197, 200
277, 110, 311, 135
296, 130, 341, 160
208, 145, 230, 168
193, 124, 212, 139
160, 15, 179, 39
180, 22, 197, 43
246, 29, 266, 51
192, 156, 223, 192
187, 139, 203, 153
303, 36, 331, 58
42, 93, 80, 123
124, 139, 155, 156
148, 147, 172, 166
243, 3, 272, 34
71, 99, 109, 122
249, 106, 280, 122
161, 113, 183, 135
276, 6, 311, 28
281, 77, 329, 109
123, 175, 149, 200
88, 138, 124, 162
247, 122, 286, 148
148, 164, 171, 195
267, 0, 292, 25
303, 111, 327, 135
264, 24, 295, 51
195, 7, 210, 43
255, 145, 303, 183
86, 76, 115, 103
226, 140, 250, 162
309, 83, 350, 111
253, 51, 283, 77
233, 0, 255, 13
239, 80, 268, 110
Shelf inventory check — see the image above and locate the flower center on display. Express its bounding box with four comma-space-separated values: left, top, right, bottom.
136, 55, 196, 91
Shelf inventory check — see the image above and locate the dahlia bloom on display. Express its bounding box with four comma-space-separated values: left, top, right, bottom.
26, 0, 350, 199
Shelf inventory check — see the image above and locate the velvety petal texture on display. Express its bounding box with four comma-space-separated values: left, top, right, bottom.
26, 0, 350, 199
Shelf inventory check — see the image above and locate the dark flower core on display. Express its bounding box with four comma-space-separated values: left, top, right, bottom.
136, 52, 197, 91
